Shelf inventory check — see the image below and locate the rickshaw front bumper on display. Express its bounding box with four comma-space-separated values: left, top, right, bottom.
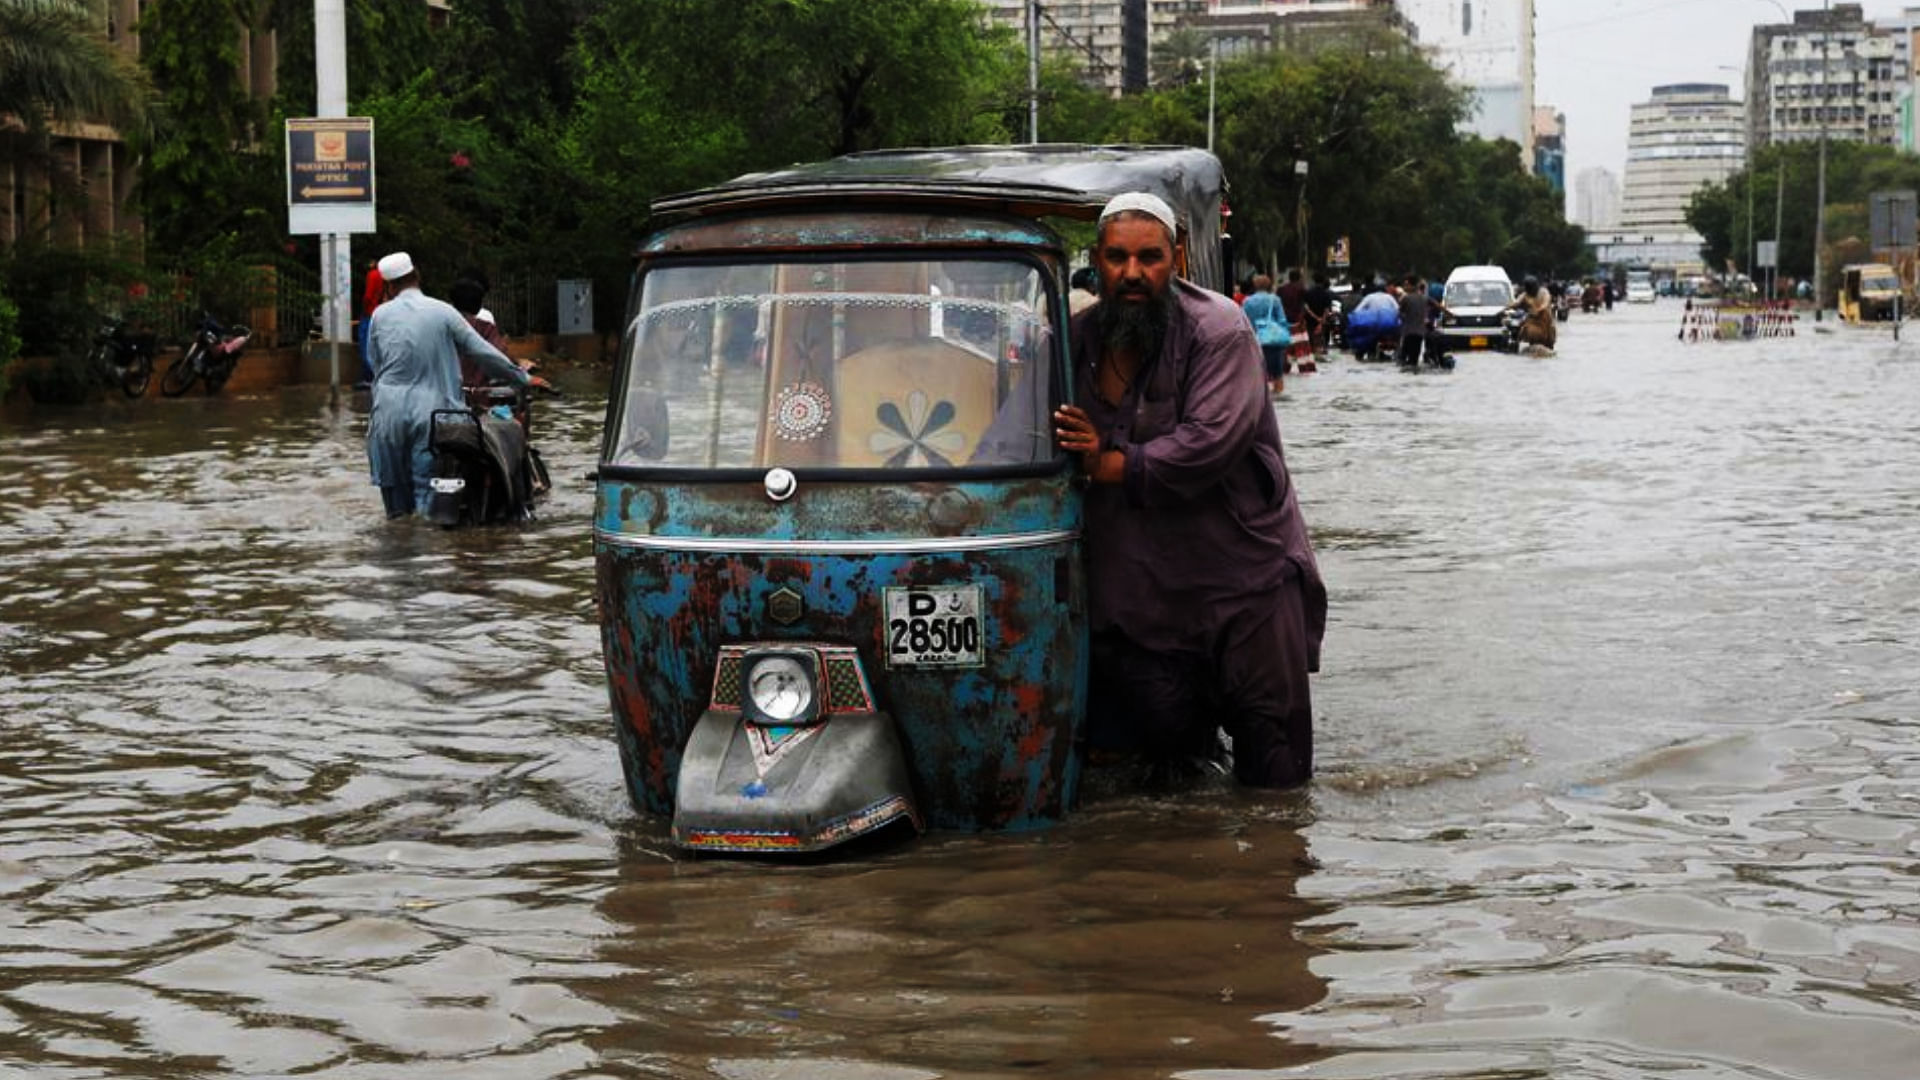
671, 708, 921, 853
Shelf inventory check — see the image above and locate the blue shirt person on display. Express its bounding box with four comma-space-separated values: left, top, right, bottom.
364, 251, 539, 519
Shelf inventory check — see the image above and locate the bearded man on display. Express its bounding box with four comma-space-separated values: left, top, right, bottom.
1052, 193, 1326, 787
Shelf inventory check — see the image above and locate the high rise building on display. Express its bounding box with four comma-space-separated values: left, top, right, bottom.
1593, 83, 1744, 274
1746, 3, 1901, 150
1573, 166, 1621, 230
981, 0, 1151, 96
1394, 0, 1536, 151
1619, 84, 1745, 231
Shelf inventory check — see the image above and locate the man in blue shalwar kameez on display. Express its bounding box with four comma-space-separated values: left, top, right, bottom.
363, 251, 542, 519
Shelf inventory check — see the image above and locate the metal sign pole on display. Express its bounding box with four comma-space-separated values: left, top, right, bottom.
317, 0, 349, 399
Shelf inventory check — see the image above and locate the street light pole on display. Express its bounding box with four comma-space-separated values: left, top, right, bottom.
1773, 155, 1785, 301
1027, 0, 1040, 143
1812, 0, 1830, 319
1206, 36, 1218, 153
316, 0, 349, 398
1295, 159, 1309, 271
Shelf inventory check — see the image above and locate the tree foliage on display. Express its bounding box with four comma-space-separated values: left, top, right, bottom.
1150, 29, 1209, 90
0, 0, 147, 135
1690, 140, 1920, 295
133, 0, 275, 254
91, 0, 1594, 335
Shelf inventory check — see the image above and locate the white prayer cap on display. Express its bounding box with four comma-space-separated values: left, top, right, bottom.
1097, 192, 1177, 236
377, 251, 416, 280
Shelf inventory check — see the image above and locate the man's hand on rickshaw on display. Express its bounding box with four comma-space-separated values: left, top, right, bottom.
527, 373, 556, 393
1053, 405, 1106, 482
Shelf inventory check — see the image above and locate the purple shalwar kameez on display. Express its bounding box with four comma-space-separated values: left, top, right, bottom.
1071, 278, 1327, 785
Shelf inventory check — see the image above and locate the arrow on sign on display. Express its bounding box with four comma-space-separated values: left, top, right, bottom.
300, 186, 367, 198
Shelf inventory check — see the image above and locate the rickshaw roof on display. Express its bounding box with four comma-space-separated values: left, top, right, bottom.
649, 144, 1224, 230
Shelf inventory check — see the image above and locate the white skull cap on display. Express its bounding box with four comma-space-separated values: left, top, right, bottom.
377, 251, 415, 280
1098, 192, 1178, 236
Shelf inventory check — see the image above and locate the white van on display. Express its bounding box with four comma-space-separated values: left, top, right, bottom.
1625, 270, 1655, 303
1437, 265, 1515, 350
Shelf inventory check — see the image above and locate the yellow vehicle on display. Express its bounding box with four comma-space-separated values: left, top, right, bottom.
1840, 264, 1902, 322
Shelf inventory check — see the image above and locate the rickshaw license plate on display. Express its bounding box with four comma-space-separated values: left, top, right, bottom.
1469, 336, 1489, 347
883, 586, 985, 668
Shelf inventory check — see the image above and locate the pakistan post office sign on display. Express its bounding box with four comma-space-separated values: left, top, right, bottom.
286, 117, 375, 235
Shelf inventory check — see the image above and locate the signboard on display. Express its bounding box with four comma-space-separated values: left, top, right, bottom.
1757, 240, 1778, 269
1869, 190, 1917, 252
286, 117, 375, 234
1327, 236, 1351, 269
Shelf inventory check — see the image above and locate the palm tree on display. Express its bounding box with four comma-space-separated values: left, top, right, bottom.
1150, 28, 1209, 90
0, 0, 147, 139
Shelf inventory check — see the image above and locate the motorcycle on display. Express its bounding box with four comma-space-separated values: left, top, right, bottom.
160, 314, 251, 396
1498, 303, 1528, 353
425, 383, 552, 527
88, 316, 159, 399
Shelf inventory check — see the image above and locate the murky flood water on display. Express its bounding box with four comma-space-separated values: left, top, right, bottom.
2, 303, 1917, 1079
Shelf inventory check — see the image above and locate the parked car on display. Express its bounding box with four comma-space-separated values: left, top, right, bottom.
1436, 265, 1516, 351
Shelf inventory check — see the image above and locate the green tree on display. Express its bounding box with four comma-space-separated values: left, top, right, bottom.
1131, 41, 1469, 276
0, 0, 149, 240
0, 0, 147, 136
133, 0, 276, 256
264, 0, 435, 119
354, 73, 538, 286
556, 0, 1020, 322
1150, 28, 1209, 89
1690, 141, 1920, 294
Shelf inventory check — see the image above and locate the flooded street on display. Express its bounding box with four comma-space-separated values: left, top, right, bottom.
3, 301, 1919, 1079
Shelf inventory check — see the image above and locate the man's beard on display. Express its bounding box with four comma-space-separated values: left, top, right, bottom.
1096, 279, 1173, 359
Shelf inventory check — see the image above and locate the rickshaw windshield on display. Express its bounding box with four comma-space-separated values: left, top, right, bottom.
608, 256, 1058, 471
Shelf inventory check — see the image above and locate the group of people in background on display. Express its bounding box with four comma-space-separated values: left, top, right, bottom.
1234, 268, 1337, 393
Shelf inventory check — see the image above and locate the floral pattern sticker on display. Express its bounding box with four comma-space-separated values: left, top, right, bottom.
868, 390, 965, 467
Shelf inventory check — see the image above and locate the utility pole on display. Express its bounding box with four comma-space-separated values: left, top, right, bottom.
1027, 0, 1040, 143
1295, 159, 1309, 272
1206, 36, 1218, 153
1773, 156, 1785, 301
316, 0, 349, 396
1746, 162, 1755, 288
1812, 0, 1830, 320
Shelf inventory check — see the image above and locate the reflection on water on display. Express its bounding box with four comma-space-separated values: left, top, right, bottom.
0, 307, 1917, 1078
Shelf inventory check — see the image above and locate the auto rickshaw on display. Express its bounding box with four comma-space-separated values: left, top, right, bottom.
594, 144, 1227, 853
1839, 263, 1902, 323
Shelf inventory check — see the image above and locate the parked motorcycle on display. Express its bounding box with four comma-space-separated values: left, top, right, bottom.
160, 314, 252, 396
87, 316, 159, 399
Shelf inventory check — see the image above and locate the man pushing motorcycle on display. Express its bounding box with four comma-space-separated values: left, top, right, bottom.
363, 251, 550, 519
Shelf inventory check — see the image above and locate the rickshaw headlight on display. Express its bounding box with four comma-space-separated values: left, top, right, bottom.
743, 653, 817, 725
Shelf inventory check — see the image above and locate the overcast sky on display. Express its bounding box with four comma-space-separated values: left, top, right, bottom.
1535, 0, 1916, 204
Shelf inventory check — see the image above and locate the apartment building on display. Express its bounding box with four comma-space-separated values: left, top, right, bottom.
982, 0, 1151, 95
1747, 3, 1901, 150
